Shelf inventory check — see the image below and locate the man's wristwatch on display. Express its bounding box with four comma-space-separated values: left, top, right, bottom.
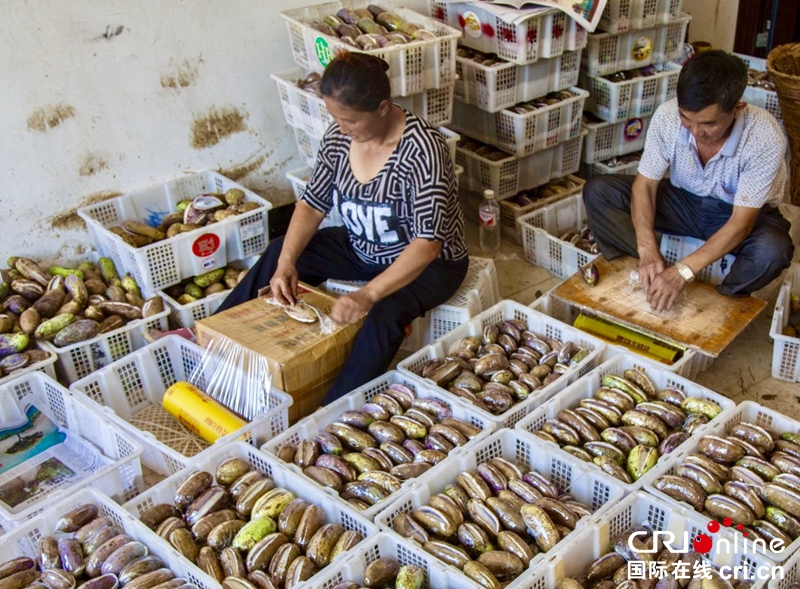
675, 261, 695, 283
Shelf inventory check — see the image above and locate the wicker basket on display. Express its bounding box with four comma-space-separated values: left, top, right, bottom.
767, 43, 800, 205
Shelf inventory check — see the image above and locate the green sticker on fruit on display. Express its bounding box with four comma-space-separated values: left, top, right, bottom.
314, 36, 333, 67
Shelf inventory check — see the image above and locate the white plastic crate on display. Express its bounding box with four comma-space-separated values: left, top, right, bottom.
582, 13, 691, 77
159, 288, 229, 329
313, 531, 450, 589
451, 87, 589, 157
516, 352, 735, 492
531, 491, 772, 589
455, 49, 582, 113
528, 292, 713, 379
38, 306, 169, 384
0, 488, 208, 589
124, 441, 378, 589
582, 114, 651, 163
0, 372, 144, 529
76, 171, 272, 293
772, 544, 800, 589
397, 300, 606, 428
69, 335, 292, 476
281, 1, 460, 97
0, 348, 57, 388
599, 0, 683, 33
770, 262, 800, 382
272, 67, 456, 133
736, 52, 784, 129
456, 132, 585, 200
499, 175, 586, 245
430, 1, 587, 65
261, 370, 497, 521
373, 429, 626, 589
658, 233, 735, 285
581, 61, 681, 123
645, 400, 800, 564
517, 193, 600, 279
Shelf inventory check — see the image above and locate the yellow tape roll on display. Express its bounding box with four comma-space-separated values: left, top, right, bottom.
162, 381, 247, 444
573, 313, 685, 364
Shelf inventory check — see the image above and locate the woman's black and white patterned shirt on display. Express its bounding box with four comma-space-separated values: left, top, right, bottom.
301, 107, 469, 265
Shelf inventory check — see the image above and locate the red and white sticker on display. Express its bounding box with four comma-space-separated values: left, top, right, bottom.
192, 233, 221, 257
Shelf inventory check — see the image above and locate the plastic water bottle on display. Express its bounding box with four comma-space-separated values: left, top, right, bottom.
478, 189, 500, 253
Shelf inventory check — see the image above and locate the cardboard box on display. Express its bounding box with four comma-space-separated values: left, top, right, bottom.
195, 284, 363, 423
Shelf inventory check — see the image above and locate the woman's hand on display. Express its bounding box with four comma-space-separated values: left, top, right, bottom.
331, 288, 374, 324
269, 262, 299, 305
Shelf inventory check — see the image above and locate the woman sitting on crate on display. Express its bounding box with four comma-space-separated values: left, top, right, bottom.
583, 50, 794, 312
215, 51, 469, 404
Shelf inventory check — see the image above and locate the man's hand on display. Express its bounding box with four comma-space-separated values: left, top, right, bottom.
637, 249, 666, 289
646, 266, 687, 312
269, 262, 298, 305
331, 288, 374, 324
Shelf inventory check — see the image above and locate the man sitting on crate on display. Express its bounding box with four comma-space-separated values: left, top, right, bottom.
583, 50, 794, 312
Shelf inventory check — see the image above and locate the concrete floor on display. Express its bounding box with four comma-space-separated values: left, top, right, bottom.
461, 216, 800, 422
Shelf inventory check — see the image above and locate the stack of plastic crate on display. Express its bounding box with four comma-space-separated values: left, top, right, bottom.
277, 1, 463, 220
577, 0, 690, 178
429, 0, 590, 238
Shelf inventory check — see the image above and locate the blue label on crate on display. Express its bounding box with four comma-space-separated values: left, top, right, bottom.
314, 37, 333, 67
623, 118, 644, 141
202, 257, 219, 270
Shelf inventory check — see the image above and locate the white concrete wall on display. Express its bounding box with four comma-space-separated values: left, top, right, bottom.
681, 0, 738, 52
0, 0, 426, 264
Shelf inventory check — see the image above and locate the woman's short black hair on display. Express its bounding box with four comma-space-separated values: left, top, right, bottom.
676, 50, 747, 113
320, 52, 391, 112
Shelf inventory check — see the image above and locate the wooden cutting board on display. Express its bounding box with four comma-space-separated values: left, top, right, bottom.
550, 256, 766, 358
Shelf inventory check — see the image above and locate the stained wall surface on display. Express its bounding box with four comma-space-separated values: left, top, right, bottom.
0, 0, 426, 262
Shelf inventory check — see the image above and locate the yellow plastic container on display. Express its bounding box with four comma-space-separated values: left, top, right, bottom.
162, 381, 247, 443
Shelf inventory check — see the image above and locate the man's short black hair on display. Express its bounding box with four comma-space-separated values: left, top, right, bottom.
676, 50, 748, 113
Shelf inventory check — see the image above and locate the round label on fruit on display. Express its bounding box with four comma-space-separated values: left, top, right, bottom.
463, 11, 482, 38
631, 36, 653, 61
192, 233, 221, 257
623, 118, 644, 141
314, 36, 333, 67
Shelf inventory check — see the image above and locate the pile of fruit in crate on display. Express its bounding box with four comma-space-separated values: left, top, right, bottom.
337, 558, 425, 589
136, 457, 364, 586
507, 90, 579, 115
0, 256, 162, 355
308, 5, 437, 50
506, 177, 584, 208
746, 67, 775, 91
456, 47, 504, 67
457, 136, 511, 162
601, 64, 660, 83
557, 225, 600, 255
392, 456, 597, 587
654, 423, 800, 555
561, 528, 738, 587
107, 189, 260, 248
781, 292, 800, 338
529, 368, 723, 484
275, 382, 480, 511
0, 502, 194, 589
162, 265, 245, 305
600, 149, 643, 169
417, 319, 590, 416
